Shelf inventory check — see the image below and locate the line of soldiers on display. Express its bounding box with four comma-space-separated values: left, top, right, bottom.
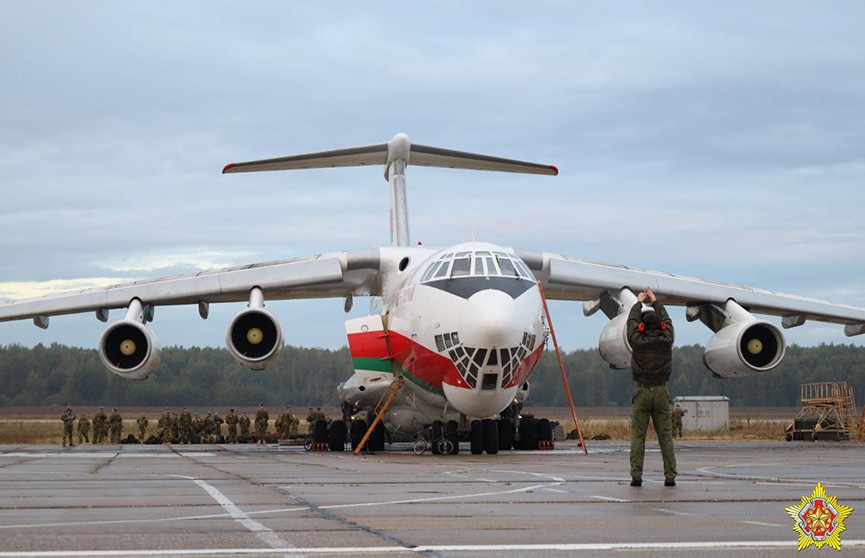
156, 407, 253, 444
61, 404, 124, 446
62, 403, 328, 446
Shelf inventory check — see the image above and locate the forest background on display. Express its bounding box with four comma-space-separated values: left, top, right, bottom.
1, 343, 863, 409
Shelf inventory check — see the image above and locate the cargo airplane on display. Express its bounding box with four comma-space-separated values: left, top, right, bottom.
2, 133, 864, 454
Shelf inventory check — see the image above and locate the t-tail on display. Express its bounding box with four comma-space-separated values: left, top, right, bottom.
223, 133, 558, 248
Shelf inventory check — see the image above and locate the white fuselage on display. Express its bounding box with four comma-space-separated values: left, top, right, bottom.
340, 241, 547, 434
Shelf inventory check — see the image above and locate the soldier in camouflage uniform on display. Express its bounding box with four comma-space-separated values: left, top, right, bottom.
137, 415, 149, 441
671, 404, 686, 438
61, 405, 76, 447
178, 407, 193, 444
254, 404, 269, 444
192, 413, 203, 441
77, 413, 91, 445
225, 409, 239, 443
92, 407, 107, 444
627, 288, 677, 487
157, 408, 171, 441
279, 405, 294, 439
170, 413, 180, 440
213, 411, 225, 444
203, 412, 216, 444
108, 408, 123, 444
239, 411, 251, 438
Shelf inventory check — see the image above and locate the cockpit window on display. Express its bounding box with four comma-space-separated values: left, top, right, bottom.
451, 256, 471, 277
432, 260, 450, 279
515, 259, 534, 279
496, 256, 517, 277
421, 249, 533, 284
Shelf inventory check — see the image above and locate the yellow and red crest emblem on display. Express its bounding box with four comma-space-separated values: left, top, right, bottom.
785, 482, 854, 551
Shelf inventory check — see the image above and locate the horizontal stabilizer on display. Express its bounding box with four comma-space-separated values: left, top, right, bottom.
223, 133, 558, 176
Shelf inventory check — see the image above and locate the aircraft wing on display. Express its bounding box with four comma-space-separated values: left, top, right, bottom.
0, 249, 383, 325
516, 249, 865, 336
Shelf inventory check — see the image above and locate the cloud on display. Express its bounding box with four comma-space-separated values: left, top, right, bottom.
0, 1, 863, 351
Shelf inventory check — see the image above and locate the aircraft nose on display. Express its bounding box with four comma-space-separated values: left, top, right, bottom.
457, 289, 522, 347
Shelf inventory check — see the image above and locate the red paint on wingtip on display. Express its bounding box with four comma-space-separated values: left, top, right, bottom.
222, 163, 236, 174
549, 165, 559, 175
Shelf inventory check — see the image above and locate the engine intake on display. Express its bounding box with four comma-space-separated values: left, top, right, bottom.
226, 288, 283, 370
98, 300, 161, 380
697, 300, 786, 378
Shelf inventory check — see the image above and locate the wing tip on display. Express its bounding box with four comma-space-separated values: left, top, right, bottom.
548, 165, 559, 176
222, 163, 237, 174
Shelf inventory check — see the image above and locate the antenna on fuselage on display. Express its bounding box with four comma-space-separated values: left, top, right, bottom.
223, 133, 558, 248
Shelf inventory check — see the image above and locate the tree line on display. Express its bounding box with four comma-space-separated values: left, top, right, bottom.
0, 342, 863, 408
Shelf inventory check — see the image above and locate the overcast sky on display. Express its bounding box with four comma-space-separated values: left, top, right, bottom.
1, 1, 863, 353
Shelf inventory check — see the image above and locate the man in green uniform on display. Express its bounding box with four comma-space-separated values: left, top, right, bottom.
77, 413, 91, 445
179, 407, 193, 444
93, 407, 107, 444
225, 409, 239, 443
213, 411, 225, 444
108, 408, 123, 444
203, 412, 216, 443
61, 405, 76, 447
239, 411, 251, 438
279, 405, 294, 439
671, 404, 686, 438
157, 408, 171, 442
627, 288, 677, 487
255, 404, 269, 444
192, 413, 203, 441
137, 415, 149, 441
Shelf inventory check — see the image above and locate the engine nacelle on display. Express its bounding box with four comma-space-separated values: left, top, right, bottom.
99, 320, 162, 380
598, 312, 631, 369
703, 319, 785, 378
226, 306, 284, 370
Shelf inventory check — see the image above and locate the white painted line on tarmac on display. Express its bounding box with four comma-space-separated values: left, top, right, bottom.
591, 495, 628, 502
696, 467, 860, 489
192, 479, 289, 550
2, 540, 865, 556
0, 452, 216, 458
740, 520, 786, 528
652, 508, 694, 516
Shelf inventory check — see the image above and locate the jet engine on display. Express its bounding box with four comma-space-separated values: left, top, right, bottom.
98, 299, 161, 380
691, 300, 786, 378
598, 312, 631, 369
226, 287, 284, 370
586, 288, 638, 370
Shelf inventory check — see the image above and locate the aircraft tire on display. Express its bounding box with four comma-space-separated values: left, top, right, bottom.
483, 418, 498, 455
329, 420, 347, 451
445, 420, 460, 455
519, 417, 538, 450
470, 420, 484, 454
497, 419, 514, 450
351, 419, 367, 450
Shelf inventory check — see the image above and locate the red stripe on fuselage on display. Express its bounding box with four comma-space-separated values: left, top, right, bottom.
346, 330, 391, 359
386, 329, 543, 392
